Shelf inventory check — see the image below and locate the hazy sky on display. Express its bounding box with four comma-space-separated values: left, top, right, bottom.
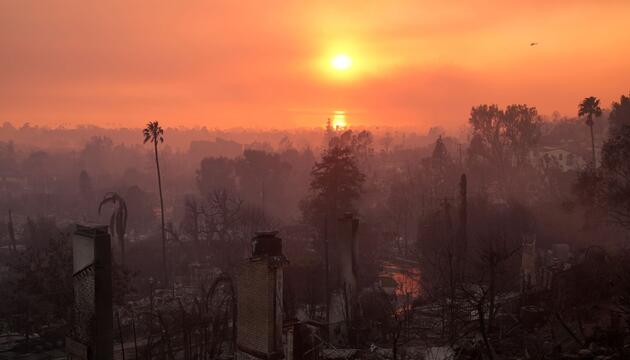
1, 0, 629, 130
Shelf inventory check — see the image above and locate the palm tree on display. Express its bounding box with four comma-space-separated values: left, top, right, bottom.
578, 96, 602, 167
143, 121, 167, 286
98, 192, 128, 265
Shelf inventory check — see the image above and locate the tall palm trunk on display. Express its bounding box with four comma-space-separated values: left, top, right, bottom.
589, 115, 596, 167
154, 142, 167, 286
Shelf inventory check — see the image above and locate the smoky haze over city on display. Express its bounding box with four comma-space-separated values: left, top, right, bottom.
1, 1, 630, 360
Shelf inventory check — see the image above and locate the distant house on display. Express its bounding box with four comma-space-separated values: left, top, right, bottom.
537, 146, 586, 172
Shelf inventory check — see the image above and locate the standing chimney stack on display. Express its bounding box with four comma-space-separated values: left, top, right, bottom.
66, 224, 113, 360
236, 231, 287, 360
328, 213, 359, 345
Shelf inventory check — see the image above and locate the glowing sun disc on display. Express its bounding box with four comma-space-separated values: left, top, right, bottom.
331, 54, 352, 71
333, 111, 347, 128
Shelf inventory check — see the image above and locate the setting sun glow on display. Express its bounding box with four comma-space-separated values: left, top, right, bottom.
2, 1, 630, 128
331, 54, 352, 71
332, 111, 347, 129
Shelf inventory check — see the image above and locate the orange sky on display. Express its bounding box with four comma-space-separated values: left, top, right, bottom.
1, 0, 629, 131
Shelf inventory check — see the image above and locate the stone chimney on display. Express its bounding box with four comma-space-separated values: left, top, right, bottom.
66, 224, 113, 360
328, 213, 359, 345
337, 213, 359, 297
236, 231, 287, 360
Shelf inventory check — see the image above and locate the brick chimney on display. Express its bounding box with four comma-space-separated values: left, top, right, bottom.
66, 224, 113, 360
337, 213, 359, 297
328, 213, 359, 345
236, 231, 287, 360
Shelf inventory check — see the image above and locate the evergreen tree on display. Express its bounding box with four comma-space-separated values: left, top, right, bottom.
301, 143, 365, 225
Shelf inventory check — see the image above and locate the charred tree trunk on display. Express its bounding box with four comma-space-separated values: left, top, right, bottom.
477, 296, 495, 360
458, 174, 468, 279
589, 117, 596, 167
8, 209, 16, 252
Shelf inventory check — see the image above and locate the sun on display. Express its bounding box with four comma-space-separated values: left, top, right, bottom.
332, 111, 347, 129
331, 54, 352, 71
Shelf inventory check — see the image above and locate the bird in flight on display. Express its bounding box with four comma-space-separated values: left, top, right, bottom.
530, 42, 538, 46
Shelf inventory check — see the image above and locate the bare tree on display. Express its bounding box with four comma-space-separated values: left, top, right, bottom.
460, 234, 521, 360
181, 189, 278, 270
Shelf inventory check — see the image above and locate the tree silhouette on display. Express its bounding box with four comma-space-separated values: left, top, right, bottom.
301, 144, 365, 227
143, 121, 168, 286
601, 125, 630, 229
79, 170, 93, 200
469, 104, 506, 166
427, 135, 455, 197
608, 93, 630, 137
469, 103, 541, 170
468, 103, 542, 195
98, 192, 128, 265
503, 104, 542, 167
578, 96, 602, 167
